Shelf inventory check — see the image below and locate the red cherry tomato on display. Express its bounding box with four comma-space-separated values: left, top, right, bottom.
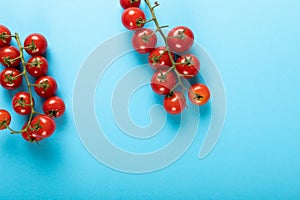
176, 54, 200, 78
0, 46, 21, 67
43, 96, 65, 118
0, 68, 23, 90
26, 56, 48, 78
0, 109, 11, 130
122, 7, 146, 30
12, 92, 33, 115
188, 83, 210, 105
21, 122, 42, 142
132, 28, 157, 54
148, 46, 175, 70
120, 0, 141, 9
24, 33, 47, 56
167, 26, 194, 53
28, 115, 56, 139
0, 25, 12, 47
151, 69, 176, 95
34, 76, 57, 98
163, 92, 186, 114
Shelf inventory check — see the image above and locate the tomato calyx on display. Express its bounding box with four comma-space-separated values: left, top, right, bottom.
136, 17, 146, 27
142, 32, 153, 42
28, 58, 43, 69
4, 72, 17, 84
15, 97, 31, 108
130, 0, 139, 3
0, 33, 10, 42
35, 80, 50, 92
157, 70, 169, 82
46, 110, 60, 118
25, 41, 37, 51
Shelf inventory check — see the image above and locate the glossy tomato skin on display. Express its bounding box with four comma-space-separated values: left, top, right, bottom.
132, 28, 157, 54
0, 46, 21, 67
34, 76, 57, 98
0, 68, 23, 90
151, 69, 176, 95
0, 109, 11, 130
167, 26, 194, 53
29, 115, 56, 139
163, 92, 186, 114
120, 0, 141, 9
21, 122, 42, 142
122, 7, 146, 30
188, 83, 210, 105
26, 56, 48, 78
24, 33, 47, 56
43, 96, 65, 118
0, 25, 12, 47
148, 47, 175, 70
176, 54, 200, 78
12, 92, 33, 115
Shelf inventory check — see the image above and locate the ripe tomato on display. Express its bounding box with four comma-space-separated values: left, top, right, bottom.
0, 109, 11, 130
163, 92, 186, 114
0, 46, 21, 67
148, 47, 175, 70
188, 83, 210, 105
0, 68, 23, 90
151, 69, 176, 95
21, 122, 42, 142
12, 92, 33, 115
120, 0, 141, 9
176, 54, 200, 78
43, 96, 65, 118
0, 25, 12, 47
122, 7, 146, 30
132, 28, 157, 54
28, 115, 56, 139
26, 56, 48, 78
167, 26, 194, 53
24, 33, 47, 56
34, 76, 57, 98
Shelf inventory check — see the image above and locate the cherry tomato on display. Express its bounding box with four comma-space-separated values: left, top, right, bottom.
132, 28, 157, 54
0, 46, 21, 67
188, 83, 210, 105
24, 33, 47, 56
43, 96, 65, 118
176, 54, 200, 78
151, 69, 176, 95
26, 56, 48, 78
122, 7, 146, 30
28, 114, 56, 139
34, 76, 57, 98
0, 68, 23, 90
120, 0, 141, 9
148, 46, 175, 70
0, 25, 12, 47
167, 26, 194, 53
12, 92, 33, 115
0, 109, 11, 130
163, 92, 186, 114
21, 122, 42, 142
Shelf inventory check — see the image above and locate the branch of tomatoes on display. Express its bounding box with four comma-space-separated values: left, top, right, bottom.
0, 25, 65, 142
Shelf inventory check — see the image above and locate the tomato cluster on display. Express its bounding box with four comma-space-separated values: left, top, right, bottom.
120, 0, 210, 114
0, 25, 65, 142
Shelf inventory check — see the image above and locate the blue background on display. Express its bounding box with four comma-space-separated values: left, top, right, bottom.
1, 0, 300, 199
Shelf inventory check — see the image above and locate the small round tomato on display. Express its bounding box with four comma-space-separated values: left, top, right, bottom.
12, 92, 33, 115
0, 109, 11, 130
151, 69, 176, 95
43, 96, 65, 118
167, 26, 194, 53
120, 0, 141, 9
0, 25, 12, 47
34, 76, 57, 98
176, 54, 200, 78
28, 115, 56, 139
24, 33, 47, 56
0, 68, 23, 90
188, 83, 210, 105
148, 47, 175, 70
163, 92, 186, 114
122, 7, 146, 30
132, 28, 157, 54
21, 122, 42, 142
0, 46, 21, 67
26, 56, 48, 78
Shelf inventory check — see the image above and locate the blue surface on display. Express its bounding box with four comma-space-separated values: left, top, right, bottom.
1, 0, 300, 199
